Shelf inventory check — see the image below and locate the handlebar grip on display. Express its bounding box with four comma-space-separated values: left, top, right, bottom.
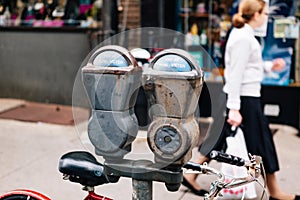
183, 161, 202, 171
210, 150, 245, 166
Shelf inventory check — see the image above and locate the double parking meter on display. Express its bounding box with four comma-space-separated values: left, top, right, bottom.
81, 45, 204, 194
82, 45, 203, 171
143, 49, 204, 169
82, 45, 142, 159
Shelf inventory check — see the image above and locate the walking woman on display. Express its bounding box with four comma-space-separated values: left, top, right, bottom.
182, 0, 300, 199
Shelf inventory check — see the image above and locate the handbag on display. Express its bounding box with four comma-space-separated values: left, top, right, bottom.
219, 127, 257, 199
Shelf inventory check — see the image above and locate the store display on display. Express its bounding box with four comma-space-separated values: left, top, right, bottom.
45, 0, 57, 19
33, 0, 45, 20
273, 17, 299, 40
0, 0, 101, 28
261, 0, 298, 86
180, 0, 231, 82
0, 6, 11, 26
185, 23, 200, 46
196, 2, 206, 14
200, 28, 207, 46
179, 0, 299, 86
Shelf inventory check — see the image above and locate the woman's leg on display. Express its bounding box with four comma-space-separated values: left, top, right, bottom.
267, 173, 295, 200
183, 151, 210, 190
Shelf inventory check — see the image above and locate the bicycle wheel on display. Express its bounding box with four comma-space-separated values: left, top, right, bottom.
1, 195, 38, 200
0, 190, 50, 200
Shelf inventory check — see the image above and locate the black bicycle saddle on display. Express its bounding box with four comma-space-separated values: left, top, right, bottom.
58, 151, 108, 187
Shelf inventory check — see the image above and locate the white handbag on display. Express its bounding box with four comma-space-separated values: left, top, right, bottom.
220, 127, 257, 199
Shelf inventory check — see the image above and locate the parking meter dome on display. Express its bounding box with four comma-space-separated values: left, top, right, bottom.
152, 54, 191, 72
92, 51, 130, 67
151, 48, 201, 72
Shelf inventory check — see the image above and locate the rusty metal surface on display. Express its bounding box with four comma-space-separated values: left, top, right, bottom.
0, 101, 89, 125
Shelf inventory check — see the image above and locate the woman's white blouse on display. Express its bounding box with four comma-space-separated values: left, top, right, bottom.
223, 24, 272, 110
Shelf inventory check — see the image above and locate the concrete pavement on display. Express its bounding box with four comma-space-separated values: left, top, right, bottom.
0, 99, 299, 200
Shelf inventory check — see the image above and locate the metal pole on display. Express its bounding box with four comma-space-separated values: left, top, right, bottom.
132, 179, 153, 200
102, 0, 112, 39
296, 28, 300, 82
184, 0, 189, 34
208, 0, 213, 60
158, 0, 164, 28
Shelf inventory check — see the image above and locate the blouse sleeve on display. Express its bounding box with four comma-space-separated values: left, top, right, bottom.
225, 39, 251, 110
263, 60, 273, 72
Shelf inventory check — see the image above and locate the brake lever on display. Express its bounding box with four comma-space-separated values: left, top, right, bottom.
246, 154, 262, 178
205, 180, 224, 200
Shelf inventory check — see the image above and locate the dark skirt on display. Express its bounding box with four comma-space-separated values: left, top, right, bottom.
199, 96, 280, 174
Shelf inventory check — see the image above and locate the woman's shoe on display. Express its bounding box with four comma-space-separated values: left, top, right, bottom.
182, 177, 208, 196
269, 195, 300, 200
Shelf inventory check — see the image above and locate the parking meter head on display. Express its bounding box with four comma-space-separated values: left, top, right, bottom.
143, 49, 203, 118
82, 45, 141, 110
143, 48, 204, 167
81, 45, 142, 159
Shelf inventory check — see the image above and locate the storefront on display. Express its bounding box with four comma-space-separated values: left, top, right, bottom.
174, 0, 300, 131
0, 0, 107, 105
0, 0, 299, 130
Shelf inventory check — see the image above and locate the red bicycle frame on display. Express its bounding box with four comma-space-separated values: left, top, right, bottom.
84, 191, 112, 200
0, 189, 51, 200
0, 189, 112, 200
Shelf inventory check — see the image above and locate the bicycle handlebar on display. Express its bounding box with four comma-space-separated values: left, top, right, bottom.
184, 161, 225, 181
184, 151, 264, 200
183, 161, 202, 171
210, 150, 245, 166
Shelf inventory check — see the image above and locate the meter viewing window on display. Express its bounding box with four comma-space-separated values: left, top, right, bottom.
152, 54, 192, 72
93, 51, 130, 67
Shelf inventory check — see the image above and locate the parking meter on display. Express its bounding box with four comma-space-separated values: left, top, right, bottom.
142, 49, 204, 169
82, 45, 142, 160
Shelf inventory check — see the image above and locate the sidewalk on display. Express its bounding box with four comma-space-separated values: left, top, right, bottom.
0, 99, 299, 200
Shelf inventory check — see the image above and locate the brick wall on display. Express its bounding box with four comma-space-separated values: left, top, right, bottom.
118, 0, 141, 48
119, 0, 141, 30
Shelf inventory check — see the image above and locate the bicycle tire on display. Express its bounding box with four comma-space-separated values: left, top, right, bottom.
1, 194, 39, 200
0, 190, 50, 200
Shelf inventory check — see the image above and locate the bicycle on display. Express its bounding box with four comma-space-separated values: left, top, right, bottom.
0, 150, 265, 200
